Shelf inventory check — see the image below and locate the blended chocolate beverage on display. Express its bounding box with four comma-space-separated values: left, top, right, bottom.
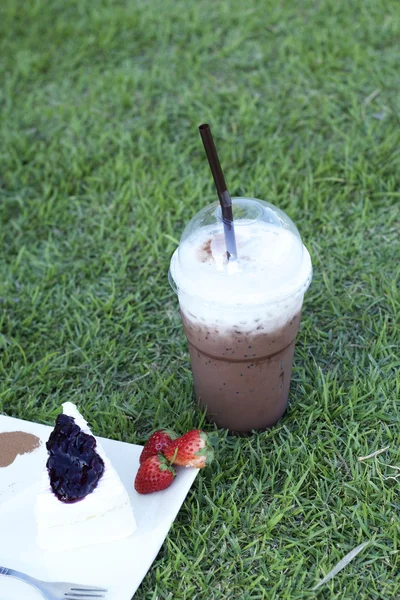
169, 198, 312, 432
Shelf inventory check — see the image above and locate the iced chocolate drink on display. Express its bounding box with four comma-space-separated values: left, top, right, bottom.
169, 198, 312, 432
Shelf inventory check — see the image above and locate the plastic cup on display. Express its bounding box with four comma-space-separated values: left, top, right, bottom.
169, 198, 312, 432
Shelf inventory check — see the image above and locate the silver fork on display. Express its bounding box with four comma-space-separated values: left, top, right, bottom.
0, 565, 108, 599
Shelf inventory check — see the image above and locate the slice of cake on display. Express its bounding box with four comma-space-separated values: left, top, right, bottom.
35, 402, 136, 551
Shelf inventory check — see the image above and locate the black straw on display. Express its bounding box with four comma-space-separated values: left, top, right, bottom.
199, 124, 237, 260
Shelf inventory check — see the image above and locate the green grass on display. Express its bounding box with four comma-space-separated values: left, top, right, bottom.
1, 0, 400, 597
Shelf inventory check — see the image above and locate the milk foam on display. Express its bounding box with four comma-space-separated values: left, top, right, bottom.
170, 220, 312, 333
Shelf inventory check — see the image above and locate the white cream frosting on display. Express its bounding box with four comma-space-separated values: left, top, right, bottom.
35, 402, 136, 551
170, 221, 312, 333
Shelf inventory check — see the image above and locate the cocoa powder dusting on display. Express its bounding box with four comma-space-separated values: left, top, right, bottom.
198, 239, 213, 263
0, 431, 41, 468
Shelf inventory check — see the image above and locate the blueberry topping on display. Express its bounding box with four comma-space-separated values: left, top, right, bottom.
46, 414, 105, 503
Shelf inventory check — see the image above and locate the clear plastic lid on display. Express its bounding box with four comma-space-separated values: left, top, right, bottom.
169, 198, 312, 306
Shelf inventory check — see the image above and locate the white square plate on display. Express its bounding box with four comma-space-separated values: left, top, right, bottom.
0, 415, 198, 599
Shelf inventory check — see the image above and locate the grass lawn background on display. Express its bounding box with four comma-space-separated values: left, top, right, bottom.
1, 0, 399, 598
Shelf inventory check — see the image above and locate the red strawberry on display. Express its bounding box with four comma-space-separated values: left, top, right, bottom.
139, 429, 178, 465
164, 430, 214, 468
134, 454, 176, 494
